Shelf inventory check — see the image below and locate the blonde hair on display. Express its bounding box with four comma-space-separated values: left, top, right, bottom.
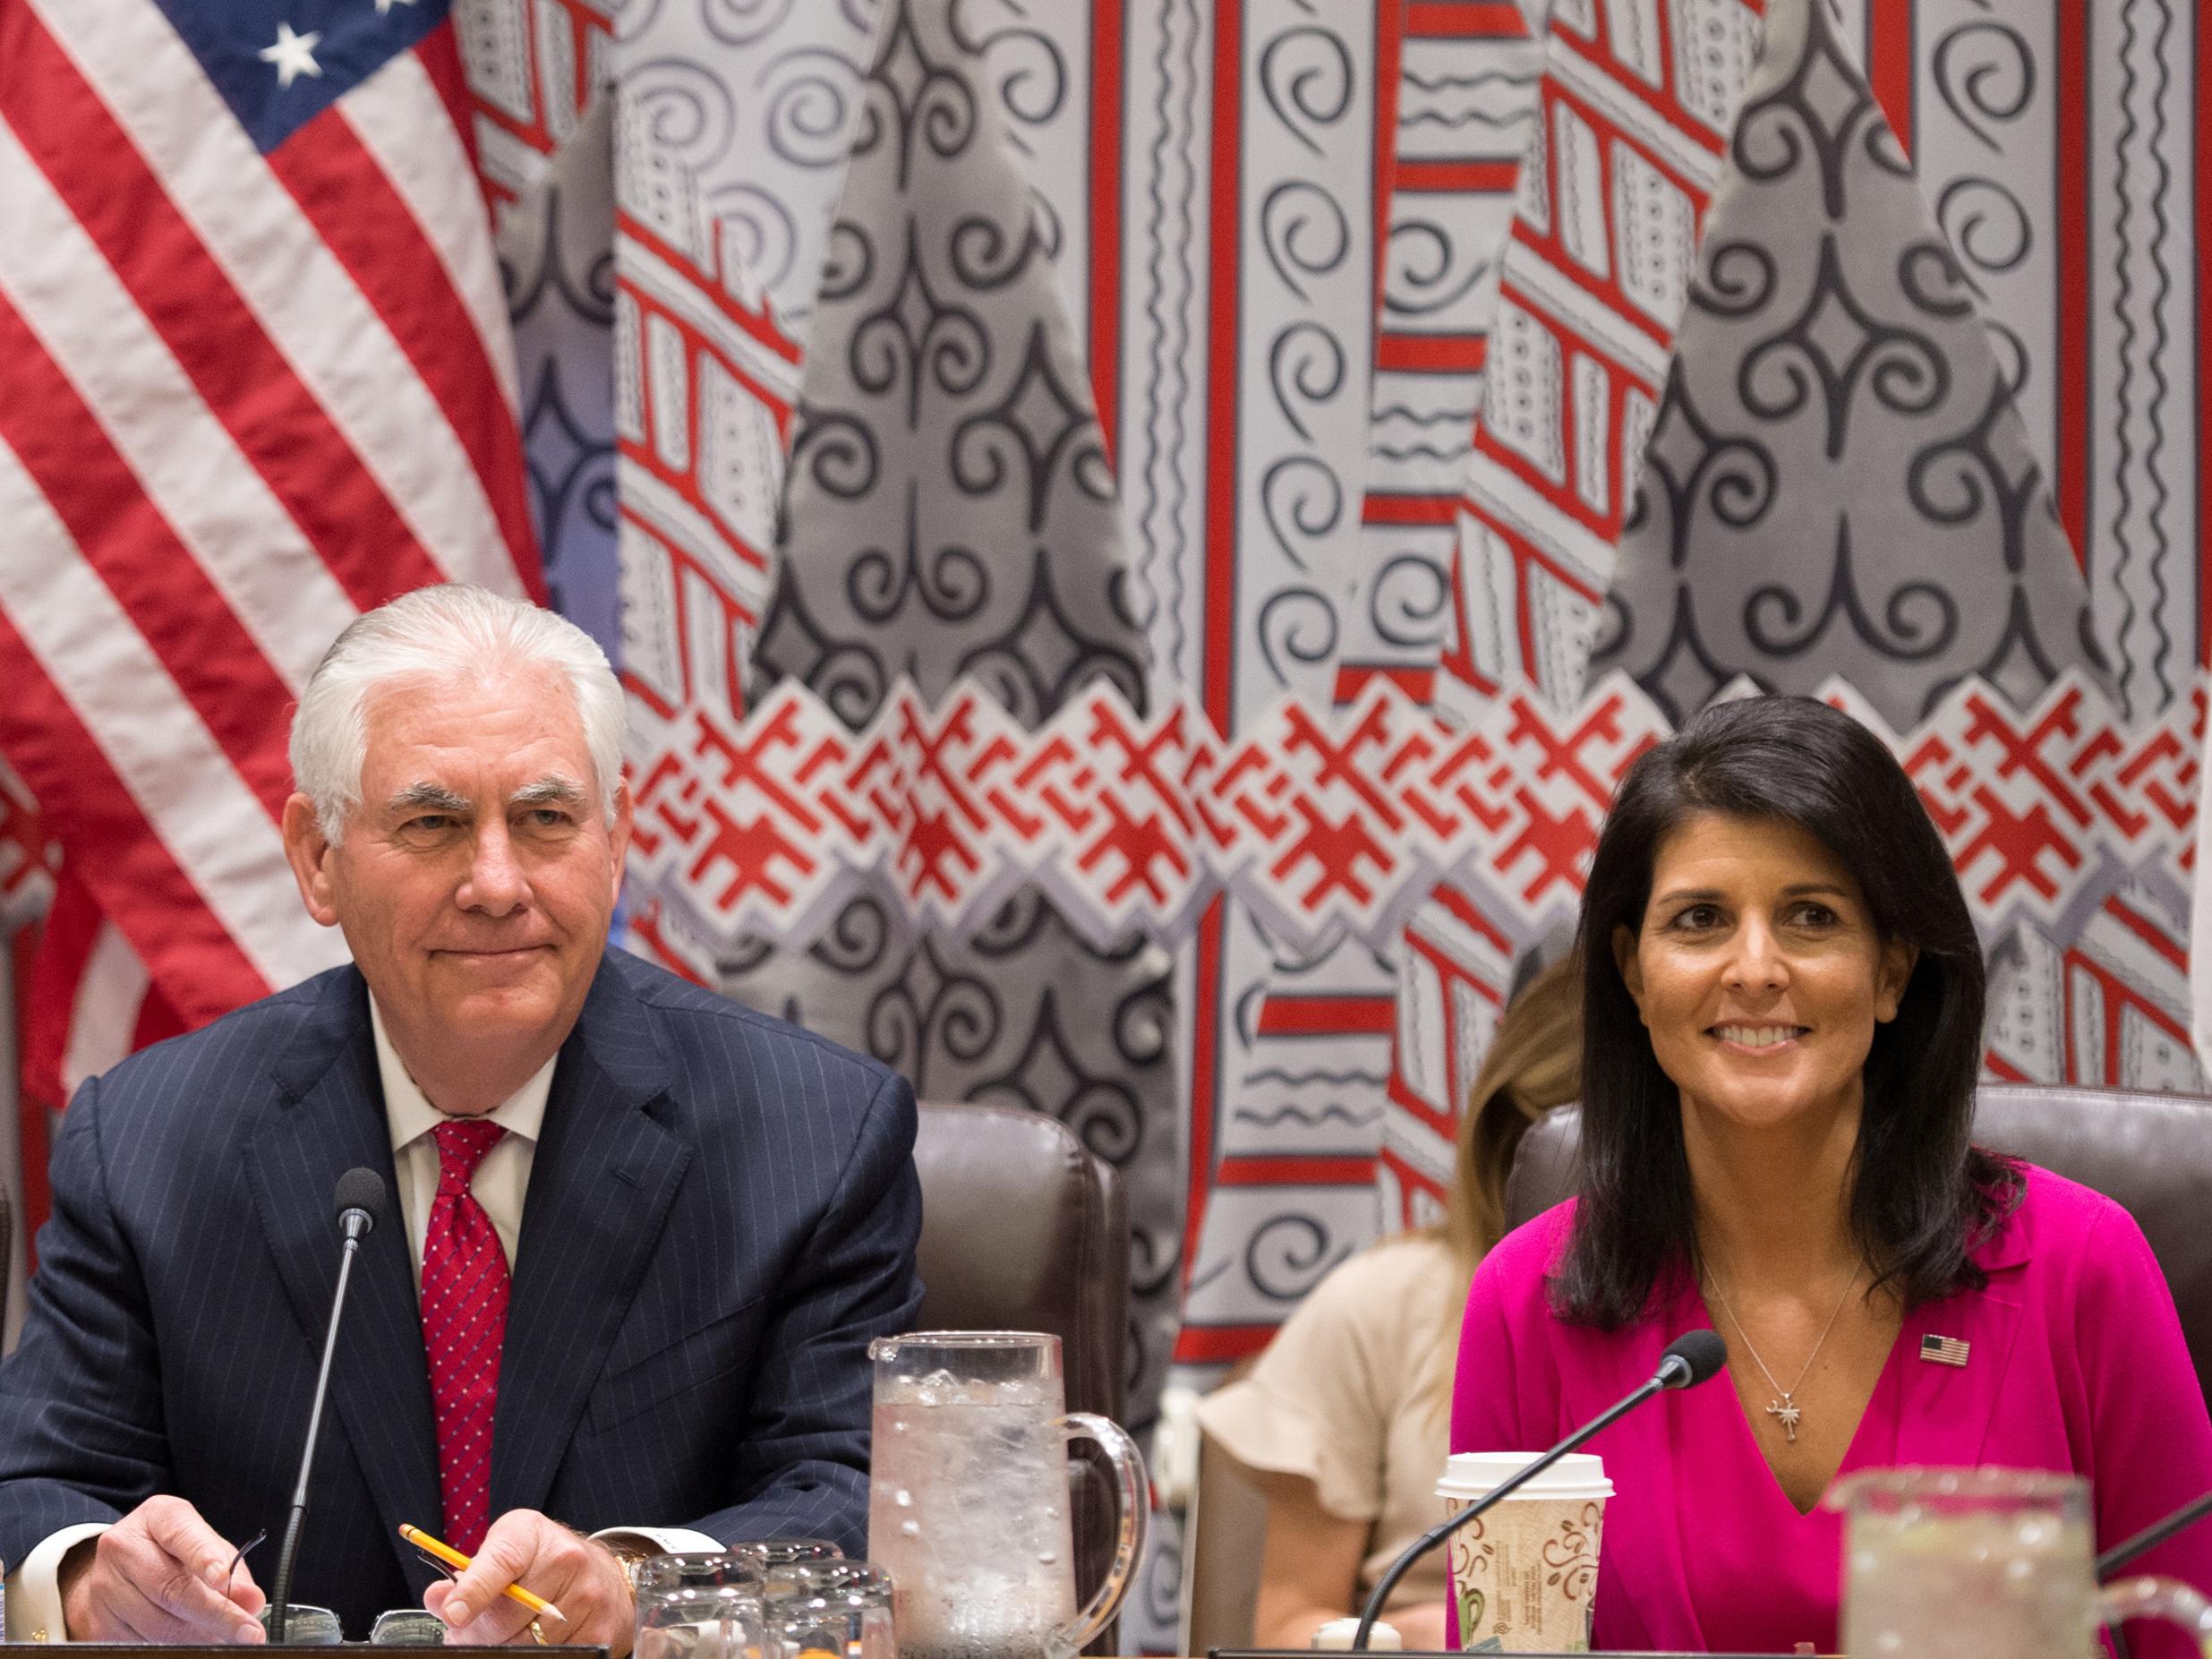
1415, 953, 1583, 1407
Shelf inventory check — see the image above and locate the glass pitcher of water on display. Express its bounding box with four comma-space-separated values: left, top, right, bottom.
868, 1331, 1148, 1659
1830, 1467, 2212, 1657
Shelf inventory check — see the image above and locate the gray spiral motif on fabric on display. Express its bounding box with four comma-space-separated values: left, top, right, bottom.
1244, 1215, 1345, 1303
761, 47, 867, 168
1258, 24, 1353, 156
1259, 180, 1350, 303
699, 0, 797, 48
627, 58, 739, 171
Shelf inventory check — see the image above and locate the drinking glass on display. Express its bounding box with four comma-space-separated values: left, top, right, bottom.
731, 1540, 845, 1569
634, 1552, 769, 1659
763, 1562, 895, 1659
1831, 1467, 2212, 1658
867, 1331, 1146, 1659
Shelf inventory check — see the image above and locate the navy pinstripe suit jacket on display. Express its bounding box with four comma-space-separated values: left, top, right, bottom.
0, 947, 923, 1637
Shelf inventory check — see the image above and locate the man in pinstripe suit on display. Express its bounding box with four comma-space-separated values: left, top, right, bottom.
0, 587, 923, 1646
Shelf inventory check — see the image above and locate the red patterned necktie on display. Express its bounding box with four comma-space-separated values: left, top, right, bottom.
422, 1118, 509, 1553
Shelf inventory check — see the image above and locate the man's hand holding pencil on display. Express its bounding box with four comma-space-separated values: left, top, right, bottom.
417, 1510, 636, 1655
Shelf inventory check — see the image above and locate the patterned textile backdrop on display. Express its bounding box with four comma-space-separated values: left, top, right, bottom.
0, 0, 2205, 1641
457, 0, 2203, 1637
471, 0, 2212, 1638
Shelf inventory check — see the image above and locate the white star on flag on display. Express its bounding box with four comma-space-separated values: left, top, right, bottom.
258, 21, 324, 88
372, 0, 420, 15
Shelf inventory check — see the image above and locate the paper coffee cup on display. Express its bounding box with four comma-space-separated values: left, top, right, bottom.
1438, 1452, 1612, 1654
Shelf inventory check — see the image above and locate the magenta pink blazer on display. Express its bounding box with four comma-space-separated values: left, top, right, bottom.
1451, 1166, 2212, 1653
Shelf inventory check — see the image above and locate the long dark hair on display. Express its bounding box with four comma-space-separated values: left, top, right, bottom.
1554, 696, 2020, 1328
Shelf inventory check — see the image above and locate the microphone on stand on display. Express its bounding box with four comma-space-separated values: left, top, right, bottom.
2097, 1490, 2212, 1580
1350, 1328, 1729, 1651
267, 1168, 387, 1642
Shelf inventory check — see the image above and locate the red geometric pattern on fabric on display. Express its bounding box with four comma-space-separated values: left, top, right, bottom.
451, 0, 611, 214
1822, 674, 2204, 933
618, 528, 776, 733
597, 11, 881, 936
1380, 882, 1516, 1229
1334, 0, 1533, 701
612, 212, 800, 714
627, 673, 1672, 954
1986, 878, 2204, 1097
446, 5, 815, 750
631, 666, 2210, 967
422, 1118, 510, 1555
2065, 891, 2198, 1089
1439, 0, 1764, 712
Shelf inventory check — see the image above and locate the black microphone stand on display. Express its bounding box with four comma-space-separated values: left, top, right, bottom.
2098, 1491, 2212, 1581
267, 1207, 372, 1640
2093, 1487, 2212, 1659
1350, 1373, 1670, 1650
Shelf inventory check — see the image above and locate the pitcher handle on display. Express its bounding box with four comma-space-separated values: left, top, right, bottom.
1056, 1410, 1150, 1655
2100, 1577, 2212, 1656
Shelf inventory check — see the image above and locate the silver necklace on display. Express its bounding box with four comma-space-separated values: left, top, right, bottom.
1705, 1262, 1861, 1445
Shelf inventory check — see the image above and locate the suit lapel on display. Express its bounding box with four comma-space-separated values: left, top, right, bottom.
243, 967, 442, 1598
1892, 1228, 2029, 1470
490, 959, 691, 1518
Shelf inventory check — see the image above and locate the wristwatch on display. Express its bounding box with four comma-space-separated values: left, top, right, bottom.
603, 1539, 655, 1596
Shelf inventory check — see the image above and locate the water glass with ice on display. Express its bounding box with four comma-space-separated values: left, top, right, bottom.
1831, 1467, 2212, 1658
867, 1331, 1148, 1659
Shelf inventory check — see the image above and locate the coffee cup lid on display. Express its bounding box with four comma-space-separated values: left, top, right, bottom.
1437, 1450, 1613, 1501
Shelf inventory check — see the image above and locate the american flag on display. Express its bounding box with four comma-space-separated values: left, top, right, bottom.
1918, 1333, 1972, 1368
0, 0, 542, 1129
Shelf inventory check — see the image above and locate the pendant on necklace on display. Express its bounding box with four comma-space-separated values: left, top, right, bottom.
1766, 1396, 1802, 1443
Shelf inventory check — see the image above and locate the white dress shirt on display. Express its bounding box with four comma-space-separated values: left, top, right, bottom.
374, 996, 551, 1278
4, 996, 715, 1641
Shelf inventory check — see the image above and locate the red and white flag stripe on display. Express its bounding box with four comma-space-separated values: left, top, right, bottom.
20, 877, 178, 1116
0, 0, 542, 1046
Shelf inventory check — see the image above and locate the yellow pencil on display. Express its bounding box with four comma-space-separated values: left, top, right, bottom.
399, 1524, 568, 1625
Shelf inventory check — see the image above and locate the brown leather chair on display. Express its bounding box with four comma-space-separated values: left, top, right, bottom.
1179, 1368, 1268, 1657
911, 1102, 1130, 1648
1506, 1084, 2212, 1388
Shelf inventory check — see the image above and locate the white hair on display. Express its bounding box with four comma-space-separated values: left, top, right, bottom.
290, 585, 624, 842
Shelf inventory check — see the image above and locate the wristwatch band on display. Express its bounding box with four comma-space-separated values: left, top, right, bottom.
605, 1540, 654, 1595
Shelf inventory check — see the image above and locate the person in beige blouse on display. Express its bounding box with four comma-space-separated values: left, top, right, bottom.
1197, 957, 1581, 1648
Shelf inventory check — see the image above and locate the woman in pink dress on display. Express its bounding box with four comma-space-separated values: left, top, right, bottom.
1450, 696, 2212, 1653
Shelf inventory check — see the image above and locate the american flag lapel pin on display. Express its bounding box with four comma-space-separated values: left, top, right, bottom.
1920, 1333, 1971, 1367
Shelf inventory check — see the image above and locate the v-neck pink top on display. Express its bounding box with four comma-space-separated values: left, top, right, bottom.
1450, 1166, 2212, 1654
